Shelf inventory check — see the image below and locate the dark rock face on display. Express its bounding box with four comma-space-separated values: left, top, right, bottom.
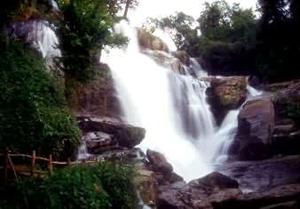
230, 98, 275, 160
147, 149, 173, 174
206, 76, 247, 124
70, 63, 123, 119
78, 116, 145, 149
217, 156, 300, 192
213, 184, 300, 209
264, 80, 300, 156
84, 132, 117, 154
146, 150, 183, 185
157, 172, 241, 209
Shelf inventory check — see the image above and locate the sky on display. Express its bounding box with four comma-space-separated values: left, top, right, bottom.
129, 0, 258, 25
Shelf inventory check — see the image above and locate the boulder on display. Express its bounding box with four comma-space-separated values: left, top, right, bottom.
157, 172, 241, 209
143, 50, 187, 74
229, 97, 275, 160
78, 117, 145, 148
146, 149, 173, 174
137, 28, 169, 52
217, 155, 300, 192
206, 76, 247, 124
213, 184, 300, 209
266, 79, 300, 127
84, 132, 117, 154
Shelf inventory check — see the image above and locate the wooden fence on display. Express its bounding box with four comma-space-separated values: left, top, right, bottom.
0, 149, 100, 183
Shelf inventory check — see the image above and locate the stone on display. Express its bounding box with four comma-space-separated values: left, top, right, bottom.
84, 132, 117, 154
157, 172, 241, 209
206, 76, 247, 124
146, 149, 173, 175
78, 116, 146, 148
70, 63, 122, 119
137, 28, 169, 52
229, 97, 275, 160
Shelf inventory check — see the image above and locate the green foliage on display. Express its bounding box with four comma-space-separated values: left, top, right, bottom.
0, 36, 80, 159
154, 1, 257, 75
2, 163, 138, 209
56, 0, 128, 83
257, 0, 300, 81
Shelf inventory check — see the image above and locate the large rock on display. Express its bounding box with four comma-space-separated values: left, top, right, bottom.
83, 131, 117, 154
206, 76, 247, 124
137, 28, 169, 52
264, 80, 300, 156
157, 164, 300, 209
142, 50, 187, 75
229, 97, 275, 160
213, 184, 300, 209
147, 149, 173, 174
78, 117, 145, 148
157, 172, 241, 209
217, 155, 300, 192
146, 150, 183, 185
69, 63, 122, 119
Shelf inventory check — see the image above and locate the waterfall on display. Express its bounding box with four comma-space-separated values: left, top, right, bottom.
103, 22, 240, 181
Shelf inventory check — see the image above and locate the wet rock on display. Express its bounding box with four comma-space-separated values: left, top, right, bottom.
143, 50, 187, 74
70, 63, 122, 119
78, 116, 145, 148
147, 149, 173, 174
157, 172, 241, 209
189, 172, 239, 190
137, 28, 169, 52
84, 132, 117, 154
172, 50, 191, 66
266, 79, 300, 127
213, 184, 300, 209
217, 155, 300, 192
230, 97, 275, 160
206, 76, 247, 124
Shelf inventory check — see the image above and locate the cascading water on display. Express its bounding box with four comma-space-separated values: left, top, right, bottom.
103, 22, 240, 181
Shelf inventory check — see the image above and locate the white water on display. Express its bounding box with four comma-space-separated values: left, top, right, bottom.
103, 22, 240, 181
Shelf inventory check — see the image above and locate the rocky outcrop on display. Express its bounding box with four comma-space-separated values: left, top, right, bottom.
172, 51, 191, 66
70, 63, 122, 119
264, 80, 300, 156
78, 116, 145, 150
137, 28, 169, 52
229, 97, 275, 160
218, 155, 300, 192
206, 76, 247, 124
143, 50, 187, 75
146, 150, 184, 185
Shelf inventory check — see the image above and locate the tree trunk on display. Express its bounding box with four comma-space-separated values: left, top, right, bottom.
123, 0, 131, 18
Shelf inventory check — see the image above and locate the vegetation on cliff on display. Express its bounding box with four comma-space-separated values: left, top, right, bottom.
0, 36, 80, 159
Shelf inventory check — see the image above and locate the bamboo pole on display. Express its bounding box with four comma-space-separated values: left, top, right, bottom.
31, 150, 36, 177
48, 155, 53, 175
4, 148, 9, 184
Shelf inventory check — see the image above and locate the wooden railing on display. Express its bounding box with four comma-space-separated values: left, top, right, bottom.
0, 149, 100, 183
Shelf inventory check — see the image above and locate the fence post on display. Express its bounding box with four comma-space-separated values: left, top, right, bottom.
48, 155, 53, 175
67, 158, 71, 166
31, 150, 36, 177
4, 148, 9, 184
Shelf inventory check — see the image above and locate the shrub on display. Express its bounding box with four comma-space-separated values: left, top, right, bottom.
2, 163, 138, 209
